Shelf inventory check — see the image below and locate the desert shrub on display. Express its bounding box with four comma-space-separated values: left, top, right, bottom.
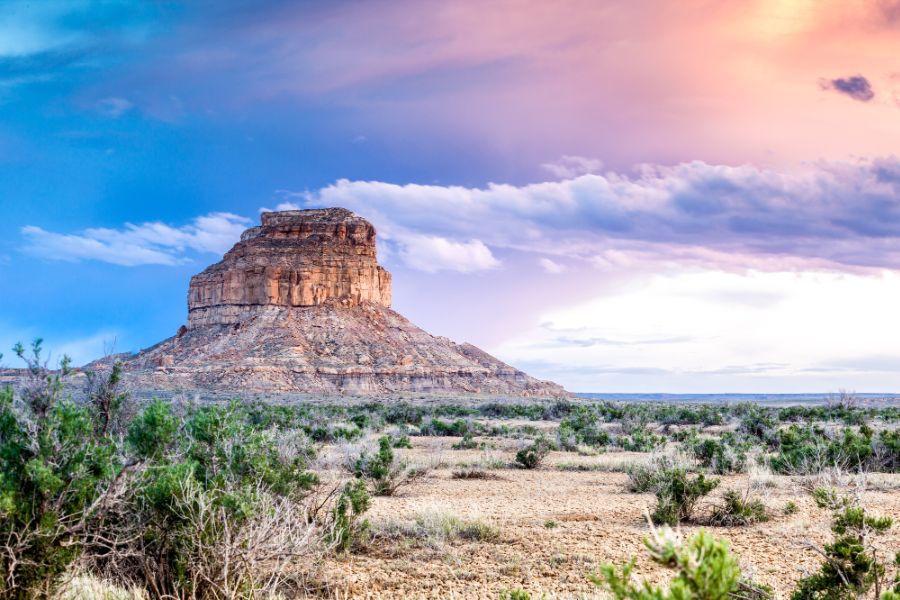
382, 403, 425, 426
352, 435, 423, 495
451, 468, 496, 480
771, 424, 895, 474
515, 437, 552, 469
874, 429, 900, 472
392, 434, 413, 449
96, 401, 322, 598
625, 454, 688, 493
308, 422, 363, 443
0, 341, 126, 598
658, 405, 726, 427
452, 431, 480, 450
592, 527, 742, 600
651, 468, 719, 525
690, 433, 749, 474
557, 408, 610, 450
711, 489, 769, 526
785, 500, 799, 515
617, 427, 667, 453
792, 489, 896, 600
740, 406, 777, 441
422, 417, 471, 437
328, 479, 371, 553
671, 426, 701, 443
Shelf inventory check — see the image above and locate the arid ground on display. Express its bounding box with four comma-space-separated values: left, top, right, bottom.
316, 431, 900, 599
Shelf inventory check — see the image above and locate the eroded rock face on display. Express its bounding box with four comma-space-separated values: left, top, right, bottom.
104, 208, 568, 398
188, 208, 391, 328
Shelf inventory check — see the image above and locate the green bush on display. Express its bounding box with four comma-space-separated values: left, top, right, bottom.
651, 468, 719, 525
329, 479, 371, 552
352, 435, 422, 495
392, 434, 413, 449
792, 490, 896, 600
557, 408, 610, 450
625, 455, 685, 493
108, 401, 321, 597
593, 528, 742, 600
0, 341, 125, 598
711, 489, 769, 526
617, 427, 667, 453
452, 431, 480, 450
690, 433, 749, 474
515, 437, 552, 469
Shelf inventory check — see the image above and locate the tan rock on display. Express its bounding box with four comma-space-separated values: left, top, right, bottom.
103, 208, 568, 398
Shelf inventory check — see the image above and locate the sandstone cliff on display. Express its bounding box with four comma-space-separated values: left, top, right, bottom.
111, 208, 567, 398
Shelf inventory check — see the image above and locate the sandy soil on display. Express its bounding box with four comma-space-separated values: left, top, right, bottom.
318, 437, 900, 600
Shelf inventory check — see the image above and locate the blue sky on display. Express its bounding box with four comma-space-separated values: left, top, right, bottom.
4, 0, 900, 392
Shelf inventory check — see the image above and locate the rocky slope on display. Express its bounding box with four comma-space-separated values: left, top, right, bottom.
108, 208, 566, 397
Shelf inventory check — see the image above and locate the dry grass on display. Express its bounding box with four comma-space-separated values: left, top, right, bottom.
53, 576, 146, 600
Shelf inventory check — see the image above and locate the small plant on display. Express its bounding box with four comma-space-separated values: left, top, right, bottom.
625, 454, 686, 493
784, 500, 799, 515
690, 433, 749, 474
451, 468, 496, 480
499, 590, 532, 600
792, 489, 896, 600
651, 468, 719, 525
452, 431, 480, 450
352, 435, 424, 495
392, 434, 413, 449
329, 479, 371, 553
557, 408, 610, 450
515, 437, 552, 469
544, 519, 558, 529
617, 427, 667, 453
593, 526, 742, 600
711, 489, 769, 526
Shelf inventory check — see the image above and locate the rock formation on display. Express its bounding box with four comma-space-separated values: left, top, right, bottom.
109, 208, 567, 398
187, 209, 391, 328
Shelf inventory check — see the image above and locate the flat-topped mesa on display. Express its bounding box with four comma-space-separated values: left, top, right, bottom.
187, 208, 392, 328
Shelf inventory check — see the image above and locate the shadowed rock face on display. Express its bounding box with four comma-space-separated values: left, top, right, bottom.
188, 208, 392, 328
108, 208, 568, 398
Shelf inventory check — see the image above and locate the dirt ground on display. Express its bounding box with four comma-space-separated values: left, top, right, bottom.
317, 436, 900, 600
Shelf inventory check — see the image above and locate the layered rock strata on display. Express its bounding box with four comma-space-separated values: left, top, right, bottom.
109, 208, 567, 397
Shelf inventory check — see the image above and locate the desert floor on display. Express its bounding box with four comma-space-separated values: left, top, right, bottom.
317, 435, 900, 600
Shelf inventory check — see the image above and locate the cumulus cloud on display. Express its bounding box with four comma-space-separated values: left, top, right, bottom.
22, 212, 249, 266
396, 234, 499, 273
823, 75, 875, 102
292, 158, 900, 272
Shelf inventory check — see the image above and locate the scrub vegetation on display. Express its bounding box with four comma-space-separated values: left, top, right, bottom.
1, 341, 898, 598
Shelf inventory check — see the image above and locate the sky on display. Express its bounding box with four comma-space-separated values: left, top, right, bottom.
2, 0, 900, 393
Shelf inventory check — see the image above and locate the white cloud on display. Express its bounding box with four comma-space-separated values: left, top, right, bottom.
293, 158, 900, 273
260, 201, 304, 212
396, 234, 499, 273
493, 269, 900, 393
538, 257, 567, 274
22, 212, 249, 266
540, 155, 603, 179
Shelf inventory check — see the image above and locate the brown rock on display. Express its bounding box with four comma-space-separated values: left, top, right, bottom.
188, 208, 391, 328
107, 208, 568, 398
